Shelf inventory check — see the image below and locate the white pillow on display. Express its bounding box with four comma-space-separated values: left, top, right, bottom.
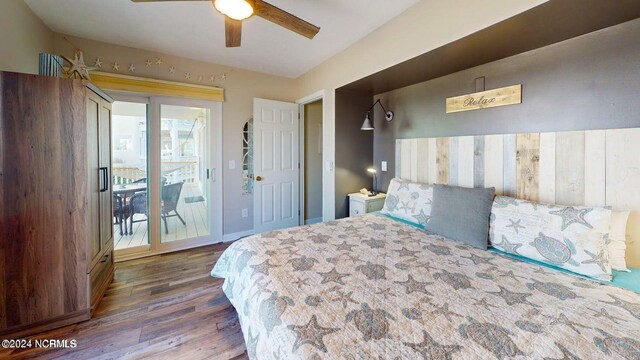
490, 196, 613, 281
609, 211, 630, 272
380, 178, 432, 226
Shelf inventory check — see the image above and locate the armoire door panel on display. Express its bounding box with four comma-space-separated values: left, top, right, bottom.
99, 102, 113, 250
0, 72, 89, 333
86, 94, 102, 265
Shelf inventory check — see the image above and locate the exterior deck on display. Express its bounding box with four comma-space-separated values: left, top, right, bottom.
114, 183, 209, 250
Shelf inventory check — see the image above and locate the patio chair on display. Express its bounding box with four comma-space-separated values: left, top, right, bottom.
128, 182, 186, 235
128, 191, 148, 235
161, 182, 186, 234
113, 194, 128, 236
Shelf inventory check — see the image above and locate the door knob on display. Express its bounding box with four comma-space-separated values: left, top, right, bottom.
255, 176, 263, 181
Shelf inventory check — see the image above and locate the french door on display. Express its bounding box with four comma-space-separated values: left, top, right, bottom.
112, 95, 222, 260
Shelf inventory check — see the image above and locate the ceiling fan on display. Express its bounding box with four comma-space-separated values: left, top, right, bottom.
131, 0, 320, 48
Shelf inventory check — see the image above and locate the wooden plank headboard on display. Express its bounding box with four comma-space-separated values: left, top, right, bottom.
395, 128, 640, 267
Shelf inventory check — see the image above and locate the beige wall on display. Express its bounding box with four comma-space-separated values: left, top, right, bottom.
0, 0, 53, 74
0, 0, 552, 234
304, 100, 323, 222
52, 34, 298, 236
293, 0, 548, 220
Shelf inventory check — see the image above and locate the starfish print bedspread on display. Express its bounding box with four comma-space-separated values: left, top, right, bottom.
211, 214, 640, 359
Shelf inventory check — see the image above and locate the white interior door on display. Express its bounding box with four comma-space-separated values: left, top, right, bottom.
253, 98, 300, 233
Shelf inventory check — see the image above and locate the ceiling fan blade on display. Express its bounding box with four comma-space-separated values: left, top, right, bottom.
254, 0, 320, 39
225, 16, 243, 47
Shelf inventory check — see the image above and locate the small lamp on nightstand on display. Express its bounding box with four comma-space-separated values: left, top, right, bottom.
367, 167, 377, 196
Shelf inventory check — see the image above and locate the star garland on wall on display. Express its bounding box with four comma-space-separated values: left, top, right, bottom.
63, 35, 232, 85
87, 53, 232, 85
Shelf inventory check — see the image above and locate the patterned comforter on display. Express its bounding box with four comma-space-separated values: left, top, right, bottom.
211, 214, 640, 359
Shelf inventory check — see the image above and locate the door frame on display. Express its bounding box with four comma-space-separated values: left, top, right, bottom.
110, 93, 223, 261
296, 90, 325, 225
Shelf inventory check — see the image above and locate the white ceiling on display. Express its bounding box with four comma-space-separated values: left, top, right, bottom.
25, 0, 419, 78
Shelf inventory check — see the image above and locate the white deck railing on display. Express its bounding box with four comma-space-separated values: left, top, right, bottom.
113, 161, 198, 185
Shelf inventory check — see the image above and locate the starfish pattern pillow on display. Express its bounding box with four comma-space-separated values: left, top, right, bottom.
380, 178, 433, 227
489, 196, 613, 281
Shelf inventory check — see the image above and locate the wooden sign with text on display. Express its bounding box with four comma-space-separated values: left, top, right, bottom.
446, 84, 521, 113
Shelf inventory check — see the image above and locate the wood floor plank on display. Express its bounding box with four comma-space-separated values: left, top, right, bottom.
4, 243, 246, 359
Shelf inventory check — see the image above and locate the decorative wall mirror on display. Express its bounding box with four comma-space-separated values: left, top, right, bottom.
242, 119, 254, 194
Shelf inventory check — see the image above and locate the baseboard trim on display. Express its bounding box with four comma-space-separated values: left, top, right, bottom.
115, 238, 219, 262
114, 230, 258, 263
223, 230, 255, 242
305, 217, 323, 225
0, 309, 91, 339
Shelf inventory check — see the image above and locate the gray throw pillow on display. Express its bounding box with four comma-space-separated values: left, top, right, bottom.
425, 185, 495, 249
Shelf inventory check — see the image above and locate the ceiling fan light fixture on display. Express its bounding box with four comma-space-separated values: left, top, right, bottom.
214, 0, 254, 21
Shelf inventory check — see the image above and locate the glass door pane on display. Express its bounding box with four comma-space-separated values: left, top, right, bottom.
111, 101, 149, 250
159, 104, 211, 243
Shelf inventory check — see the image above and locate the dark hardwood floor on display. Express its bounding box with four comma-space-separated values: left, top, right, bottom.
0, 243, 248, 360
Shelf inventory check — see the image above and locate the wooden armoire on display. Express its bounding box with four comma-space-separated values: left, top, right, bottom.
0, 72, 114, 338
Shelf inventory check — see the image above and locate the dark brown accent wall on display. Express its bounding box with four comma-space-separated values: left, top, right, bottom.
335, 90, 373, 218
342, 0, 640, 95
373, 18, 640, 191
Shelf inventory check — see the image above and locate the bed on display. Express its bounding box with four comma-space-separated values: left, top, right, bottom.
212, 213, 640, 359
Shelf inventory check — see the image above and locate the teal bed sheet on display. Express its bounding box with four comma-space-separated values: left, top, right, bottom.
489, 247, 640, 293
612, 267, 640, 293
374, 212, 640, 293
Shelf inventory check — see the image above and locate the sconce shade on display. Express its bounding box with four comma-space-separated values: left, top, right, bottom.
361, 99, 393, 131
361, 113, 374, 130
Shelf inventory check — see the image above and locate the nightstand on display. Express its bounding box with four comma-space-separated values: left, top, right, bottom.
348, 193, 387, 217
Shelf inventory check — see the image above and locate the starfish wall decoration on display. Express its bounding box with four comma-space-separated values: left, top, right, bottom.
61, 50, 96, 80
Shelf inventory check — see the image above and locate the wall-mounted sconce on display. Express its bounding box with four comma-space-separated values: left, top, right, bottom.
361, 99, 394, 130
